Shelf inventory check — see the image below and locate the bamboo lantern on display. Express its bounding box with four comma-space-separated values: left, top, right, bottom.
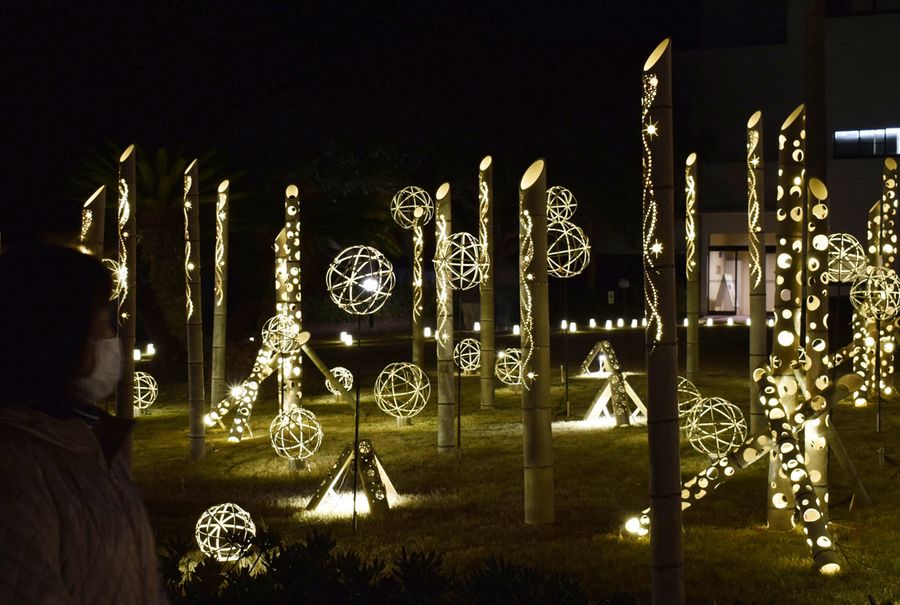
280, 185, 303, 409
747, 110, 767, 435
641, 39, 684, 601
804, 178, 830, 513
519, 159, 554, 525
184, 160, 206, 460
115, 144, 137, 462
434, 183, 455, 452
685, 152, 699, 383
80, 186, 106, 257
767, 104, 806, 532
478, 156, 496, 410
210, 180, 230, 411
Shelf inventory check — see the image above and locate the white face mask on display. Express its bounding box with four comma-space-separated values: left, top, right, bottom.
70, 337, 123, 404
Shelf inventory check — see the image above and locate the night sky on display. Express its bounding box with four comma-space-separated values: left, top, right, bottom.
2, 1, 705, 222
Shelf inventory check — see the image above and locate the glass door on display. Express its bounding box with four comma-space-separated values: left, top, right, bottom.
708, 249, 737, 314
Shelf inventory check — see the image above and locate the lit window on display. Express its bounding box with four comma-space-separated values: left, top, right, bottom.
834, 127, 900, 158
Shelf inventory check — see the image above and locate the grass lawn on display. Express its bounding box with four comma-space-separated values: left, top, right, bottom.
133, 326, 900, 604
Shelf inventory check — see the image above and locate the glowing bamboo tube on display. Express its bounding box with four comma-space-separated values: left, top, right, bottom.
641, 39, 683, 600
80, 185, 106, 257
805, 178, 830, 513
210, 180, 230, 411
478, 155, 496, 410
434, 183, 455, 453
184, 160, 206, 460
412, 215, 426, 367
281, 185, 303, 409
115, 144, 136, 460
519, 159, 554, 524
685, 152, 699, 383
747, 110, 767, 435
767, 104, 805, 531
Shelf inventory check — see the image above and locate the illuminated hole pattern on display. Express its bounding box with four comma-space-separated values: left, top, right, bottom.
195, 503, 256, 562
747, 128, 763, 289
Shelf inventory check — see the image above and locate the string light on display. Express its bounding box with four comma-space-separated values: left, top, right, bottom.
641, 72, 663, 344
519, 209, 535, 387
747, 129, 763, 289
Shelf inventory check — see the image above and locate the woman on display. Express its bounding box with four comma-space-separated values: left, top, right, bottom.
0, 244, 166, 604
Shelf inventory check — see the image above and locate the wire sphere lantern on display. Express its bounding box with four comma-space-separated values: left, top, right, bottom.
676, 376, 702, 420
547, 220, 591, 278
261, 315, 301, 354
326, 245, 396, 315
850, 265, 900, 321
546, 186, 578, 222
495, 347, 523, 386
325, 366, 353, 396
686, 397, 747, 458
132, 371, 159, 410
454, 338, 481, 371
269, 407, 324, 460
827, 233, 867, 284
374, 362, 431, 419
435, 232, 487, 291
390, 186, 434, 229
194, 503, 256, 561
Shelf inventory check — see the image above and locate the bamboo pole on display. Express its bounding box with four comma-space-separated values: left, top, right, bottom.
210, 180, 230, 412
767, 104, 806, 532
479, 155, 496, 410
804, 177, 830, 514
281, 185, 303, 409
747, 110, 767, 435
685, 152, 699, 383
519, 159, 553, 525
412, 216, 426, 367
184, 160, 206, 461
80, 185, 106, 257
641, 39, 684, 604
434, 183, 455, 453
115, 144, 136, 464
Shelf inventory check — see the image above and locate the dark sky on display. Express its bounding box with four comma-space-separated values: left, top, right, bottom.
2, 0, 704, 216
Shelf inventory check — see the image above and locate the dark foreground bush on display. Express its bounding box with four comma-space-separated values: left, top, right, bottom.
161, 529, 595, 604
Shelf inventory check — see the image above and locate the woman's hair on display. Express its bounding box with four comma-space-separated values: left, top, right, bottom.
0, 244, 113, 412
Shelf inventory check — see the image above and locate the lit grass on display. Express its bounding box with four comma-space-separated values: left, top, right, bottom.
133, 328, 900, 603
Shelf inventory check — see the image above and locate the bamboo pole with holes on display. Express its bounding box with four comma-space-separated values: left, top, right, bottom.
435, 183, 455, 453
81, 186, 106, 257
479, 155, 496, 410
184, 160, 206, 461
747, 110, 767, 435
115, 144, 137, 463
685, 153, 699, 383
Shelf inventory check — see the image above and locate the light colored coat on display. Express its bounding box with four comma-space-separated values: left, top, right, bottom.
0, 405, 167, 604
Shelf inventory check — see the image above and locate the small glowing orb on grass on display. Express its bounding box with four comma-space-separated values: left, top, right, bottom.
686, 397, 747, 458
326, 245, 396, 315
374, 362, 431, 419
435, 232, 487, 290
390, 186, 434, 229
133, 371, 158, 410
676, 376, 701, 420
325, 366, 353, 395
495, 348, 523, 386
269, 407, 324, 460
195, 503, 256, 561
261, 315, 301, 354
546, 186, 578, 222
827, 233, 866, 284
454, 338, 481, 371
547, 221, 591, 278
850, 266, 900, 321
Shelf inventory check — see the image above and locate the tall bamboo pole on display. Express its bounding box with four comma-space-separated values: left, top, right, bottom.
519, 159, 553, 525
81, 185, 106, 257
479, 155, 496, 410
412, 215, 426, 368
767, 104, 806, 532
281, 185, 303, 409
210, 180, 230, 411
641, 39, 684, 604
184, 160, 206, 461
747, 110, 767, 435
435, 183, 455, 453
805, 177, 830, 515
685, 152, 699, 383
115, 144, 136, 464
